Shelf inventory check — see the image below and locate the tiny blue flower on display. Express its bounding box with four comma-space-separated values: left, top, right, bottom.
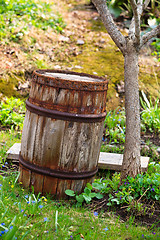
32, 200, 35, 204
24, 214, 27, 217
5, 162, 8, 165
94, 212, 98, 216
103, 227, 109, 231
5, 229, 8, 233
25, 195, 28, 199
21, 209, 24, 212
0, 234, 2, 237
44, 217, 48, 222
151, 188, 155, 192
1, 223, 5, 226
27, 201, 30, 204
142, 234, 144, 238
118, 119, 121, 121
39, 205, 43, 208
1, 231, 5, 235
120, 196, 122, 200
0, 184, 2, 187
10, 226, 13, 229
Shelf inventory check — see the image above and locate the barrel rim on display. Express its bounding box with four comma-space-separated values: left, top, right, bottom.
26, 98, 106, 123
33, 69, 108, 91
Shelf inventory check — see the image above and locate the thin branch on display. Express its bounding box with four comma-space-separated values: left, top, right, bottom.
141, 24, 160, 47
143, 0, 150, 9
92, 0, 126, 54
129, 0, 142, 46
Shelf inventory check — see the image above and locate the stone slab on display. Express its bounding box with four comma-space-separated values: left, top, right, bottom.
99, 152, 149, 172
7, 143, 149, 172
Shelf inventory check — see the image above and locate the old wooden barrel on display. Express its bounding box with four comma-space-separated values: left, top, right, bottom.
19, 70, 108, 198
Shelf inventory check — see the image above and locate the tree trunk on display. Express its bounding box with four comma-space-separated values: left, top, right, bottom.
120, 40, 141, 181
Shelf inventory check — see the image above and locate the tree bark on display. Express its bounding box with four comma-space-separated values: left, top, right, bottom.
120, 39, 141, 181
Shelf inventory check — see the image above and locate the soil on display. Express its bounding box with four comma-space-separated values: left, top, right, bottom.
90, 195, 160, 228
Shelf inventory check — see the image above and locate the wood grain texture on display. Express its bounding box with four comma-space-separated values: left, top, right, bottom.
20, 71, 108, 198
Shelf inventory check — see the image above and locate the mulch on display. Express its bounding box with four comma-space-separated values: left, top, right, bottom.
90, 195, 160, 228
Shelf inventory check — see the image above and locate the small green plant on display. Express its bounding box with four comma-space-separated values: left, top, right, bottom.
65, 183, 103, 207
107, 166, 160, 208
0, 97, 25, 130
65, 172, 121, 206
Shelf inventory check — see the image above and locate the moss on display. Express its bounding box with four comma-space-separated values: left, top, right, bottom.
0, 73, 26, 100
69, 43, 124, 110
89, 19, 107, 32
69, 42, 159, 110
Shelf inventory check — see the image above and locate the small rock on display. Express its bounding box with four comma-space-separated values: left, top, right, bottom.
59, 35, 70, 42
117, 80, 125, 93
74, 65, 82, 69
77, 39, 85, 45
157, 147, 160, 153
99, 39, 105, 44
54, 65, 61, 69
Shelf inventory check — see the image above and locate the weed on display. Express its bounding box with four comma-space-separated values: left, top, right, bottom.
0, 97, 25, 130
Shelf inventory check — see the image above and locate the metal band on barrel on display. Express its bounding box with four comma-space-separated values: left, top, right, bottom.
19, 154, 98, 180
26, 99, 106, 123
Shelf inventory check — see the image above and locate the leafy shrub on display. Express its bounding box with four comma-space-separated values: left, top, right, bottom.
108, 170, 160, 207
65, 163, 160, 208
0, 0, 65, 41
0, 97, 25, 130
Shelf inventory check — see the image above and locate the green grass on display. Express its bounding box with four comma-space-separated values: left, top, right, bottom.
0, 0, 65, 42
0, 173, 159, 239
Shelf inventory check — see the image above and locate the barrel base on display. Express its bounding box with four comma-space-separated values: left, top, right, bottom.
19, 165, 95, 199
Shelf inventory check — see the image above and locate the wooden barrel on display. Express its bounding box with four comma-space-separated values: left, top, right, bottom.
19, 70, 108, 198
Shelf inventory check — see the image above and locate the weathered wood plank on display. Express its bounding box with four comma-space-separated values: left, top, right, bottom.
7, 143, 149, 172
99, 152, 149, 172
